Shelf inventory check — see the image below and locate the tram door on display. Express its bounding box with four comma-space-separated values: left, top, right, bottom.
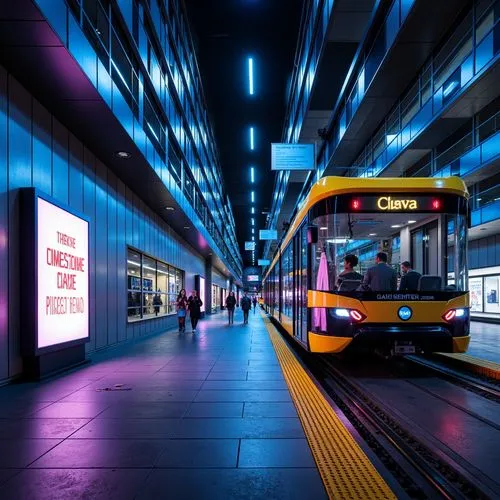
293, 224, 308, 344
411, 221, 439, 275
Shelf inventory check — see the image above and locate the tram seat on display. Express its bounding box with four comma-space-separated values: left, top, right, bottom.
418, 275, 442, 291
338, 279, 362, 292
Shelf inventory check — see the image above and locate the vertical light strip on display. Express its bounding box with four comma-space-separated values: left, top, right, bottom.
250, 167, 255, 183
251, 207, 255, 214
248, 57, 254, 95
251, 191, 255, 203
250, 127, 254, 150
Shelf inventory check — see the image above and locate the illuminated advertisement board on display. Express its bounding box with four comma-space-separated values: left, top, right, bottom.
21, 189, 90, 358
258, 259, 270, 266
37, 198, 89, 348
195, 275, 206, 313
247, 275, 260, 282
245, 241, 256, 251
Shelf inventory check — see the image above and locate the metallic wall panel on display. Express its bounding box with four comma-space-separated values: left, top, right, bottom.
0, 66, 8, 380
95, 159, 108, 349
107, 171, 118, 347
83, 147, 96, 353
116, 178, 127, 343
8, 76, 32, 377
0, 68, 211, 382
32, 101, 52, 196
52, 117, 69, 204
69, 134, 84, 212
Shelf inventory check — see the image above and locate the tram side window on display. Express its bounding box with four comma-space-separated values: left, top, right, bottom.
282, 244, 293, 318
311, 205, 467, 293
312, 213, 341, 291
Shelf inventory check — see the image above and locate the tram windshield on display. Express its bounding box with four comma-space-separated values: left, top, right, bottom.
311, 193, 468, 296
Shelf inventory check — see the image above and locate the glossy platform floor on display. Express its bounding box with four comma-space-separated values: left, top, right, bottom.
0, 310, 326, 499
468, 321, 500, 364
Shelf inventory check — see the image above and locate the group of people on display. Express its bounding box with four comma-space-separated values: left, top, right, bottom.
175, 289, 259, 332
336, 252, 421, 292
225, 291, 258, 325
175, 289, 203, 333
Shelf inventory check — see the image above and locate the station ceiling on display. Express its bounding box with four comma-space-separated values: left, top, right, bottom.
185, 0, 302, 268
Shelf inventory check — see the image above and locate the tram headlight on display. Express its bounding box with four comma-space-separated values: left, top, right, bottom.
332, 308, 366, 322
333, 308, 350, 318
442, 308, 467, 322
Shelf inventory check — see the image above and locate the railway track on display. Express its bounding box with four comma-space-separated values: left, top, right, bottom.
403, 355, 500, 404
312, 355, 496, 499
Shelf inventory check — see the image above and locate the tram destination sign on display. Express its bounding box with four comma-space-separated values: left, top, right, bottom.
337, 193, 467, 214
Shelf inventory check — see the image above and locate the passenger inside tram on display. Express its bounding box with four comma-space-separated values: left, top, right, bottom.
312, 209, 467, 294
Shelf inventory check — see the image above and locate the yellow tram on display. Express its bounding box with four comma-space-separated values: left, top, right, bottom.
262, 177, 470, 355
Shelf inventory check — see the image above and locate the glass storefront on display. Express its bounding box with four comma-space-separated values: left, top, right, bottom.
127, 248, 184, 322
465, 268, 500, 319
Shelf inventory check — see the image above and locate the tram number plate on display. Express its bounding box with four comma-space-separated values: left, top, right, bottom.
393, 342, 416, 355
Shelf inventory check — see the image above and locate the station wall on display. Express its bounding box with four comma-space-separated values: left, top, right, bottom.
0, 66, 214, 383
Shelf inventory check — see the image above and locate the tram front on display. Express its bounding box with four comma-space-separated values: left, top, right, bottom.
309, 177, 469, 355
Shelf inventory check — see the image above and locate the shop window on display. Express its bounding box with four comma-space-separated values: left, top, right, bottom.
127, 247, 184, 322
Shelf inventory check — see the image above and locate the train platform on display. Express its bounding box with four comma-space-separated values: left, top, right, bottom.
469, 321, 500, 364
433, 321, 500, 381
0, 309, 397, 499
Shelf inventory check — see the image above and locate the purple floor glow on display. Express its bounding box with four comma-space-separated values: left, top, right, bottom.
0, 310, 326, 499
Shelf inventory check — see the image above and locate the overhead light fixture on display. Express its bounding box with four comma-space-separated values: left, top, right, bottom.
251, 218, 255, 226
248, 57, 254, 95
184, 226, 190, 230
250, 127, 254, 150
116, 151, 131, 158
165, 206, 175, 211
251, 207, 255, 214
369, 233, 377, 236
320, 227, 328, 231
407, 220, 416, 224
250, 167, 255, 183
391, 224, 401, 228
251, 191, 255, 203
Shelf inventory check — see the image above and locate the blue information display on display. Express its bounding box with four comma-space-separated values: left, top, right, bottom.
258, 259, 270, 266
271, 143, 315, 171
259, 229, 277, 240
245, 241, 256, 251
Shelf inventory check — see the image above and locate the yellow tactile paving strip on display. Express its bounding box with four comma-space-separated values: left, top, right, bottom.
436, 353, 500, 380
262, 313, 396, 500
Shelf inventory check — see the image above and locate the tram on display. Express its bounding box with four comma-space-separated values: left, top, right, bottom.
262, 177, 470, 355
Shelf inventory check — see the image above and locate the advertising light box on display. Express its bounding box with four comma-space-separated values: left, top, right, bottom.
258, 259, 270, 266
271, 143, 315, 171
199, 277, 206, 313
259, 230, 277, 241
247, 275, 260, 282
37, 197, 89, 349
21, 189, 90, 359
245, 241, 256, 251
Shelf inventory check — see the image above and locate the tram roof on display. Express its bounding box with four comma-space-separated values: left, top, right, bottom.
263, 176, 468, 279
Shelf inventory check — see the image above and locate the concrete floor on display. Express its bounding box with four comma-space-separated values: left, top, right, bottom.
0, 310, 326, 500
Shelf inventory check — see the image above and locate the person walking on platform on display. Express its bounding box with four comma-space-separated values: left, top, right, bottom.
153, 290, 163, 316
176, 289, 188, 332
187, 289, 203, 333
241, 292, 252, 324
252, 295, 257, 314
362, 252, 397, 292
225, 291, 237, 325
399, 261, 421, 291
